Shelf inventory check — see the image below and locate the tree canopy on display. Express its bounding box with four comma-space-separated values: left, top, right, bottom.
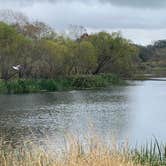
0, 11, 140, 80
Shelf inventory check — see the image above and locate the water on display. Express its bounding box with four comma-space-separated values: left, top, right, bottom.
0, 80, 166, 147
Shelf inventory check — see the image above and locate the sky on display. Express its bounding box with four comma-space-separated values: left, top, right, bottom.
0, 0, 166, 45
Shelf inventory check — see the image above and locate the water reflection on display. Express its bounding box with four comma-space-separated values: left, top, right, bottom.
0, 80, 166, 146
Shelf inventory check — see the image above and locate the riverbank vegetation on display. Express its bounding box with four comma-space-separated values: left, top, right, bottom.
0, 10, 139, 94
0, 136, 166, 166
0, 10, 165, 94
0, 74, 124, 94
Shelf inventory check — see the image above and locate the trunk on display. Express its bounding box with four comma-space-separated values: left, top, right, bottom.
93, 60, 106, 74
93, 65, 101, 75
93, 56, 112, 75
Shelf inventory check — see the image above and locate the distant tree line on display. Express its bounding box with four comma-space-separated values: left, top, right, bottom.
137, 39, 166, 76
138, 40, 166, 62
0, 10, 141, 81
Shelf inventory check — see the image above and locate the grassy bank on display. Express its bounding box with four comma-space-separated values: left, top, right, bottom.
0, 137, 166, 166
0, 74, 124, 94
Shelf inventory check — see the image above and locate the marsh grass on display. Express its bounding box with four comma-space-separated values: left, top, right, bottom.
132, 138, 166, 166
0, 136, 137, 166
0, 74, 124, 94
0, 135, 166, 166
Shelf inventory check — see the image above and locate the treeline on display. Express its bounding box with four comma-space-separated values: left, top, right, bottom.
138, 40, 166, 76
0, 10, 141, 81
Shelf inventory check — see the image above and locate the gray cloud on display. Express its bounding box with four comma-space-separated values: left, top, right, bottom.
0, 0, 166, 45
16, 1, 166, 29
1, 0, 166, 8
102, 0, 166, 8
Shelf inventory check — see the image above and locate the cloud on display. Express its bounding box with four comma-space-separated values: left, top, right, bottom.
1, 0, 166, 8
0, 0, 166, 45
16, 1, 166, 30
88, 28, 166, 45
101, 0, 166, 8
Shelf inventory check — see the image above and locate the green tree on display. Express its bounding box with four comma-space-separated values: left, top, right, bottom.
34, 39, 69, 78
89, 31, 138, 76
74, 41, 97, 74
109, 40, 139, 77
89, 32, 115, 74
0, 23, 22, 80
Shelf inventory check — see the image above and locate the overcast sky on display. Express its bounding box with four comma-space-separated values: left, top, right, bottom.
0, 0, 166, 45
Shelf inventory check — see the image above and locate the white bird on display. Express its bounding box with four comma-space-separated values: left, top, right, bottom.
12, 65, 21, 71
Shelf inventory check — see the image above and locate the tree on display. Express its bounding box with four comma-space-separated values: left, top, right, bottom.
13, 21, 56, 40
34, 39, 69, 78
73, 41, 97, 74
89, 32, 115, 74
109, 40, 139, 77
89, 31, 138, 76
60, 38, 97, 75
0, 22, 32, 80
0, 9, 28, 26
68, 25, 87, 40
0, 13, 140, 80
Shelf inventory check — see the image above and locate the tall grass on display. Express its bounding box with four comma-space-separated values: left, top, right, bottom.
0, 136, 137, 166
0, 136, 166, 166
132, 138, 166, 165
0, 74, 124, 94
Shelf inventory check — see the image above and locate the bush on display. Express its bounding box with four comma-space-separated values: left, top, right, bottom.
0, 80, 7, 93
70, 74, 123, 89
0, 74, 124, 94
38, 79, 59, 91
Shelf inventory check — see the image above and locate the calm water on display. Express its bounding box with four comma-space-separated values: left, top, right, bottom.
0, 80, 166, 146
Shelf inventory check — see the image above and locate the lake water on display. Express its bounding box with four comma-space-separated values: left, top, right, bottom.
0, 80, 166, 147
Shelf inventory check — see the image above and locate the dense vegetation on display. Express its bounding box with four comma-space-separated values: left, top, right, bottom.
0, 10, 139, 93
137, 40, 166, 76
0, 10, 165, 93
0, 74, 124, 93
0, 21, 138, 80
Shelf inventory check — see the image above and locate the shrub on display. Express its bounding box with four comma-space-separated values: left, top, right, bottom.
0, 74, 124, 94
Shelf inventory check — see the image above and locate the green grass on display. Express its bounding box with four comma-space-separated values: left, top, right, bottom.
0, 74, 124, 94
132, 139, 166, 165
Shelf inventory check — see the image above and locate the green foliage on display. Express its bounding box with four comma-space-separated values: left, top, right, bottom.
110, 41, 139, 77
0, 19, 141, 88
70, 74, 124, 89
0, 80, 6, 93
70, 75, 107, 88
0, 74, 123, 94
71, 40, 97, 74
136, 40, 166, 76
5, 80, 39, 93
38, 79, 65, 91
132, 140, 166, 166
88, 32, 138, 76
0, 22, 33, 80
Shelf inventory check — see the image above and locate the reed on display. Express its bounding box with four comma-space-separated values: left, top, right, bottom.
0, 136, 137, 166
1, 135, 166, 166
0, 74, 124, 94
132, 138, 166, 165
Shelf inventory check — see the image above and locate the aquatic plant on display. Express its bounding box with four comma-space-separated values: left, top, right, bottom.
0, 74, 124, 94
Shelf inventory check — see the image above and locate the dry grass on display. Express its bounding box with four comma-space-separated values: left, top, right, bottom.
0, 136, 141, 166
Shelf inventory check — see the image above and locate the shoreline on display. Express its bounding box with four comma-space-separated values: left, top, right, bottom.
0, 74, 125, 94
